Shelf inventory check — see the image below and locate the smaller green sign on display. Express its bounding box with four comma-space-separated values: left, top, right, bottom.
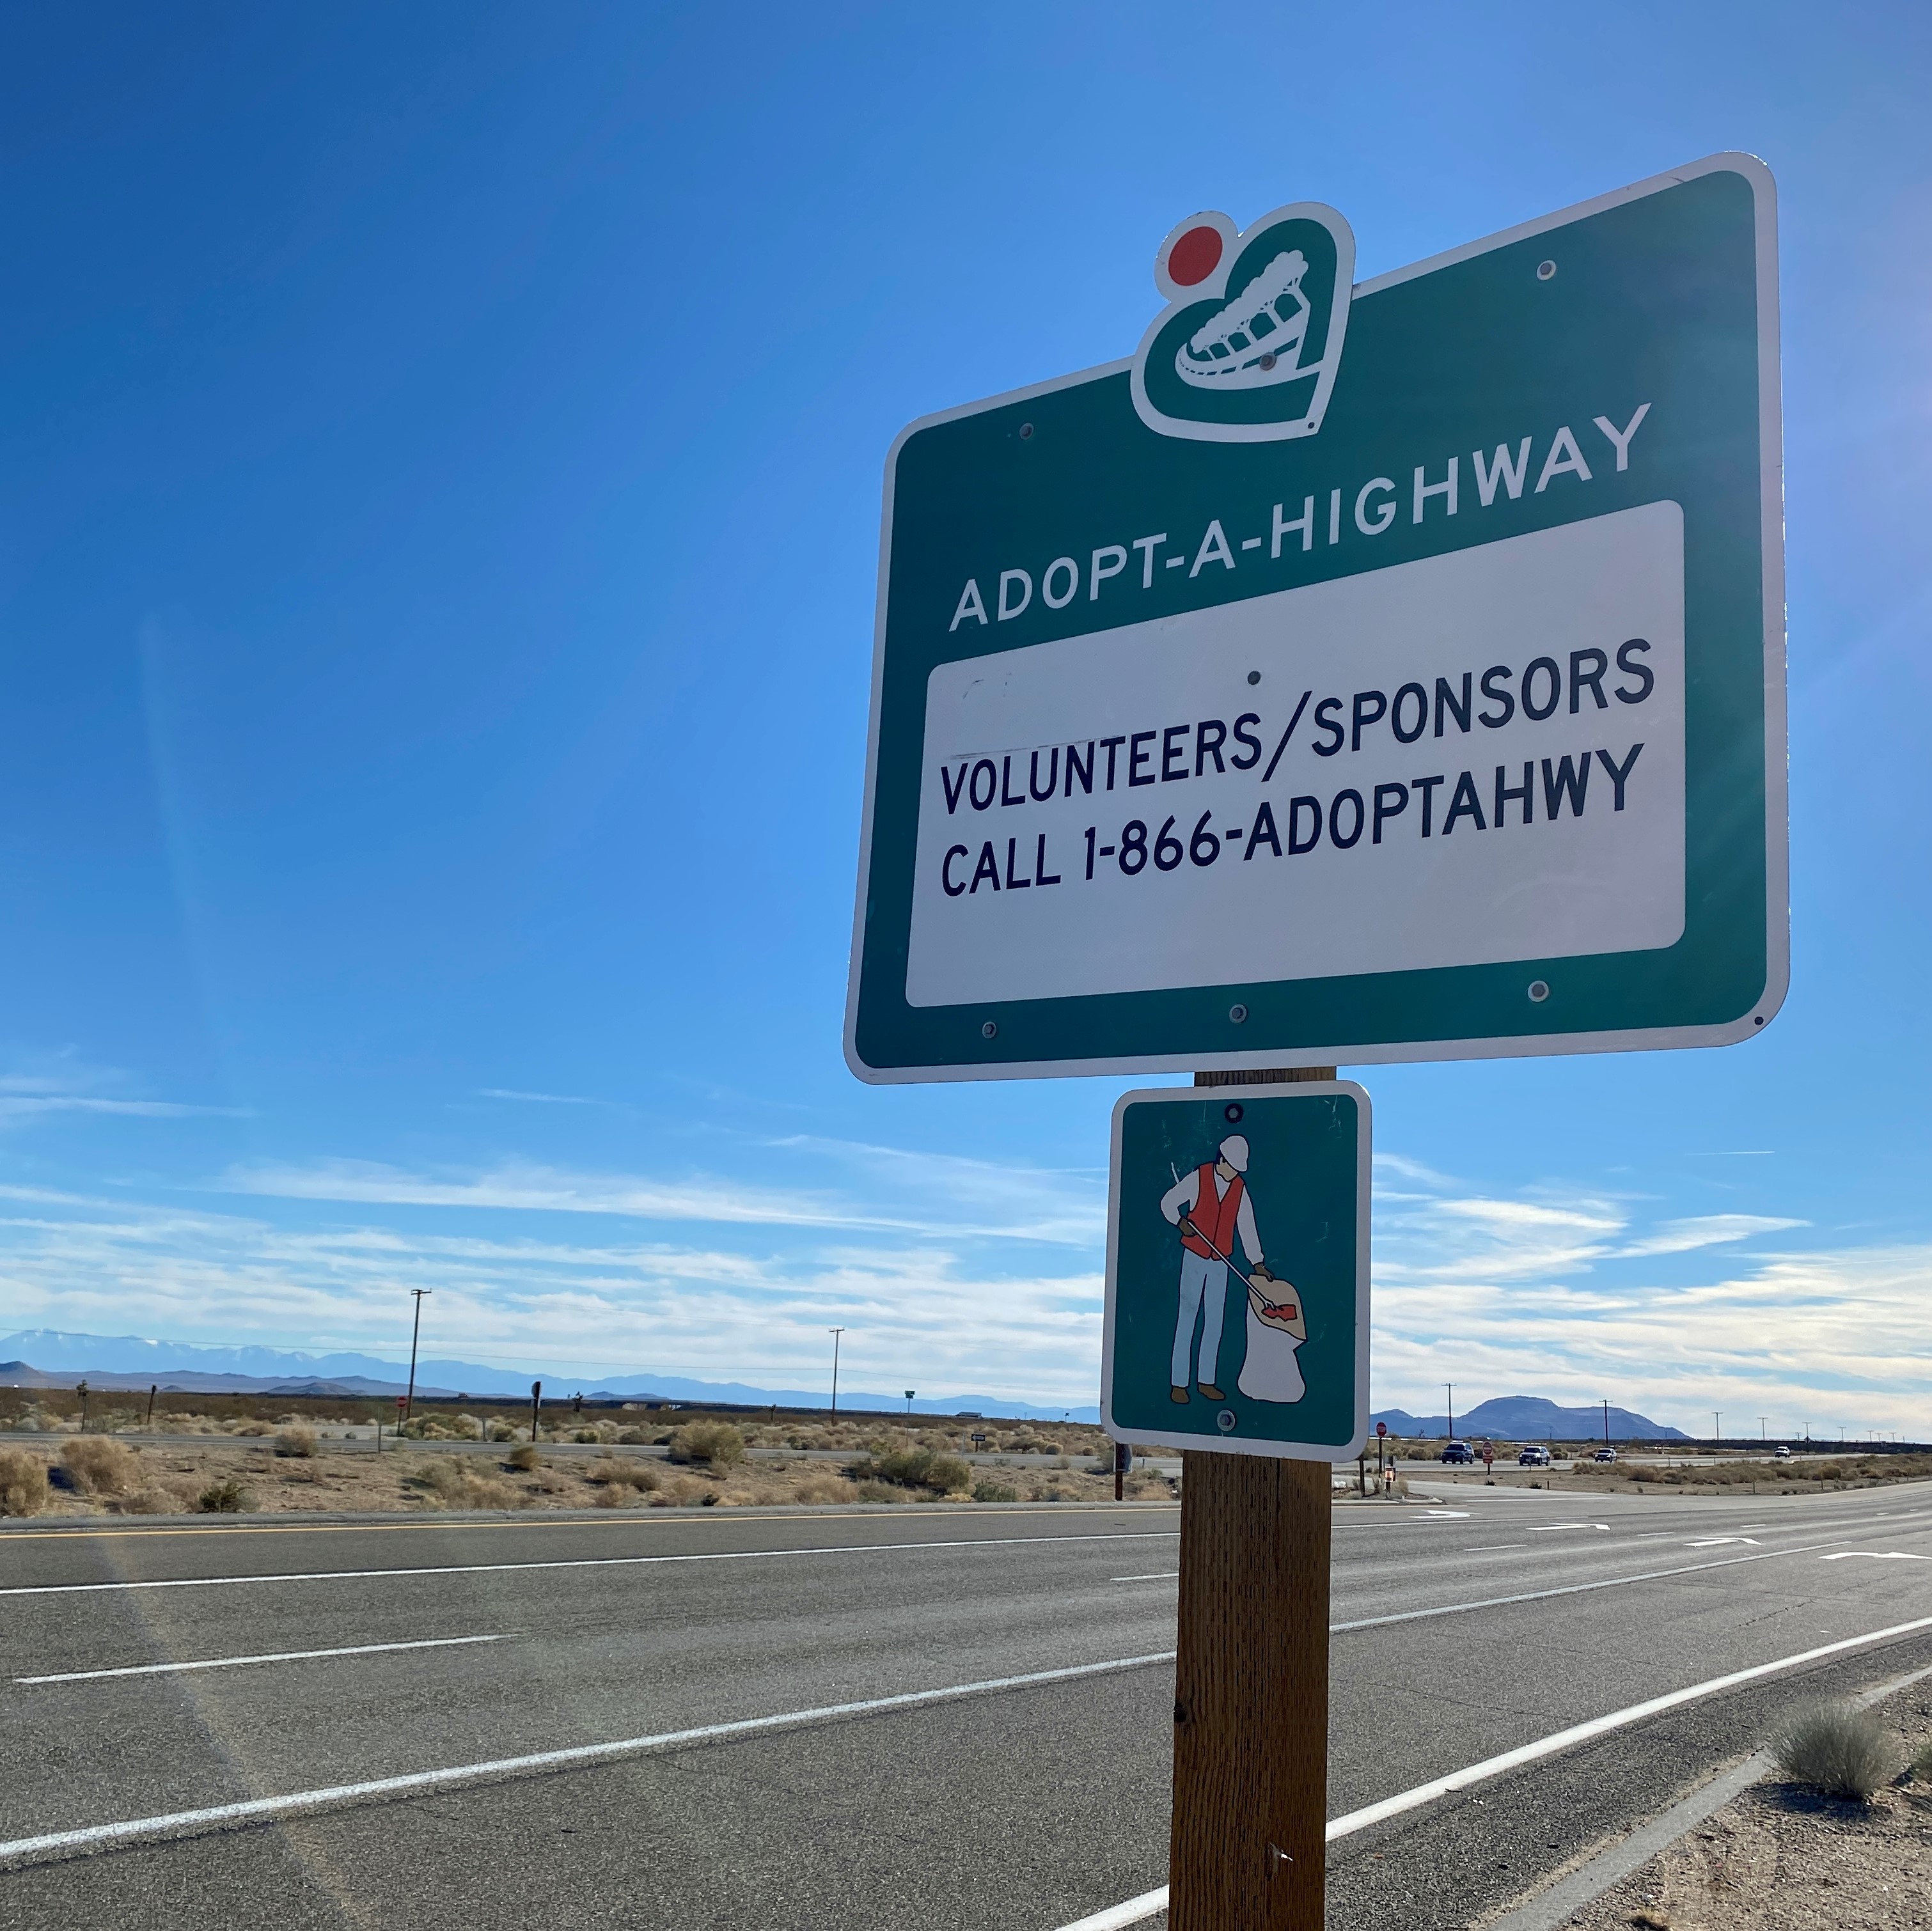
1101, 1084, 1369, 1462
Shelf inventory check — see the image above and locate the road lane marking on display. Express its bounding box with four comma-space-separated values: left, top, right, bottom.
0, 1531, 1178, 1600
1330, 1535, 1863, 1632
1110, 1573, 1179, 1583
1529, 1523, 1609, 1533
15, 1634, 510, 1685
1466, 1545, 1527, 1553
1821, 1551, 1929, 1562
0, 1649, 1179, 1866
1687, 1536, 1761, 1547
1053, 1609, 1932, 1931
0, 1502, 1179, 1545
1421, 1510, 1470, 1519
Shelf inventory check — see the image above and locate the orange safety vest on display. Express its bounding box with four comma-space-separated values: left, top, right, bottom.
1181, 1163, 1243, 1261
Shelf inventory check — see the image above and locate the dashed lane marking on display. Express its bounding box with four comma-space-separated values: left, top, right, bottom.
0, 1531, 1178, 1600
17, 1634, 510, 1685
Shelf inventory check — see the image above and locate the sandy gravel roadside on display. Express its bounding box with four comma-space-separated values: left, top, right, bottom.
1565, 1686, 1932, 1931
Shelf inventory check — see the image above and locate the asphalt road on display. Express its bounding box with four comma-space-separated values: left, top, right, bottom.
2, 1479, 1930, 1928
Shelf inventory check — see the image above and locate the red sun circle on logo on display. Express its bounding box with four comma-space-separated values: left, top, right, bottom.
1166, 225, 1223, 288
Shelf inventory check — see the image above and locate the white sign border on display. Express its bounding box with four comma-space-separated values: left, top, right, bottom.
1099, 1081, 1372, 1464
845, 152, 1786, 1084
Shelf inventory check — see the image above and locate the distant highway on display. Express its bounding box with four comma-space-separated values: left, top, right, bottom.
3, 1480, 1931, 1928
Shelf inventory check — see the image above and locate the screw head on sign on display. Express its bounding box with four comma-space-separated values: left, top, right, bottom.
1247, 669, 1261, 685
981, 1020, 998, 1039
1217, 1409, 1237, 1432
1223, 1102, 1243, 1124
1536, 259, 1557, 281
1229, 1003, 1248, 1024
1527, 980, 1550, 1003
1018, 423, 1033, 439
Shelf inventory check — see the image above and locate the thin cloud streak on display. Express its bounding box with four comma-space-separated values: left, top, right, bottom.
215, 1153, 1101, 1246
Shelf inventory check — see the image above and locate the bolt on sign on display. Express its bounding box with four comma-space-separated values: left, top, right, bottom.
845, 154, 1786, 1082
1102, 1085, 1370, 1461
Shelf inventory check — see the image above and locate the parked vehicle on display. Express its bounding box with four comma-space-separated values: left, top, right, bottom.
1518, 1444, 1551, 1467
1441, 1440, 1474, 1464
1592, 1446, 1618, 1463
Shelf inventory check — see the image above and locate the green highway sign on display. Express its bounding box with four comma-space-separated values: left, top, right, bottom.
1101, 1084, 1370, 1462
845, 154, 1786, 1082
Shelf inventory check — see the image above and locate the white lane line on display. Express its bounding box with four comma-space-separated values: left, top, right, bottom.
1466, 1545, 1527, 1554
1529, 1523, 1609, 1533
1688, 1536, 1761, 1547
1053, 1609, 1932, 1931
1111, 1572, 1180, 1583
1330, 1535, 1862, 1634
0, 1531, 1178, 1600
0, 1648, 1177, 1866
1821, 1551, 1930, 1562
16, 1634, 509, 1685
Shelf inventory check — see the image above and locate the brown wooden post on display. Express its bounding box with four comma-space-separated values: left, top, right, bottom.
1169, 1065, 1335, 1931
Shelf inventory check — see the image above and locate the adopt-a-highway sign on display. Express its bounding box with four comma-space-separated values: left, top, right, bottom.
1101, 1084, 1370, 1461
845, 154, 1786, 1082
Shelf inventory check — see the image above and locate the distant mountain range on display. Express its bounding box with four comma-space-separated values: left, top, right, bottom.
1370, 1396, 1688, 1441
0, 1333, 1699, 1437
0, 1329, 1101, 1422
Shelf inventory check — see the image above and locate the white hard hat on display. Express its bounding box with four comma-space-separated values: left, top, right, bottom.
1218, 1134, 1250, 1173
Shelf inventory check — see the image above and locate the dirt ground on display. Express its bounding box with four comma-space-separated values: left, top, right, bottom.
1569, 1688, 1932, 1930
0, 1434, 1177, 1517
1415, 1458, 1931, 1501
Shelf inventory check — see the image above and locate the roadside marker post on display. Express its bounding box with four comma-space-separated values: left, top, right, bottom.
847, 153, 1783, 1930
1101, 1067, 1367, 1927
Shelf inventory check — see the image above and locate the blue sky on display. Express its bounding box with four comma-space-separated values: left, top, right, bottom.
0, 4, 1928, 1436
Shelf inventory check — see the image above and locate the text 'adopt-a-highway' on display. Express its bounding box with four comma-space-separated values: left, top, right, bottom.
4, 1476, 1932, 1930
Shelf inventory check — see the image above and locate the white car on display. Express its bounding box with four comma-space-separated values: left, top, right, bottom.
1592, 1446, 1617, 1463
1518, 1445, 1551, 1467
1773, 1444, 1793, 1462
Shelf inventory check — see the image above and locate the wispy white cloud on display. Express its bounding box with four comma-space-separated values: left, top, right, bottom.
216, 1150, 1101, 1246
477, 1088, 625, 1109
0, 1194, 1103, 1403
1610, 1214, 1807, 1258
0, 1096, 247, 1120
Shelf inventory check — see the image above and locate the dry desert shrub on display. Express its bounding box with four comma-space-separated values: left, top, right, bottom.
794, 1474, 849, 1505
851, 1445, 971, 1494
505, 1444, 540, 1471
0, 1448, 50, 1516
971, 1478, 1020, 1503
62, 1436, 140, 1496
586, 1455, 659, 1494
274, 1428, 318, 1458
1773, 1699, 1894, 1800
667, 1421, 746, 1467
118, 1483, 196, 1515
411, 1458, 530, 1511
198, 1477, 255, 1513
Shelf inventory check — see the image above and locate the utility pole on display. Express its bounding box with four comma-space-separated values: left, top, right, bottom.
1713, 1411, 1722, 1445
530, 1379, 542, 1444
1759, 1416, 1768, 1441
1443, 1382, 1454, 1443
828, 1329, 845, 1418
404, 1288, 432, 1423
1602, 1398, 1610, 1450
146, 1384, 158, 1430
